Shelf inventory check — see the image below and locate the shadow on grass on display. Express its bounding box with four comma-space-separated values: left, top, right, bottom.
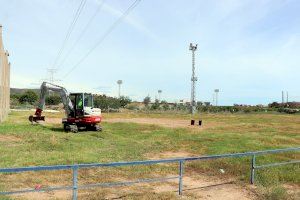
49, 127, 104, 139
50, 127, 65, 132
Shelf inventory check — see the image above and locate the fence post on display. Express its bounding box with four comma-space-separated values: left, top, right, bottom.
250, 154, 256, 184
72, 165, 79, 200
178, 160, 184, 195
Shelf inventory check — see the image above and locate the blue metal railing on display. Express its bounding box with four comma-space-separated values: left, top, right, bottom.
0, 147, 299, 199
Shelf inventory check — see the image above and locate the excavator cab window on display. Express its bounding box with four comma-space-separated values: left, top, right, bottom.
84, 94, 93, 108
70, 93, 84, 117
77, 95, 83, 109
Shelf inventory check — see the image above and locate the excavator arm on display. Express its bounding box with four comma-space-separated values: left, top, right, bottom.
29, 82, 74, 123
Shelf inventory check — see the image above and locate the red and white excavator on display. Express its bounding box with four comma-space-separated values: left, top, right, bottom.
29, 82, 102, 133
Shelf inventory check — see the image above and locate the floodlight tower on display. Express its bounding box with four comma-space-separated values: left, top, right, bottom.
189, 43, 198, 114
117, 80, 123, 98
214, 89, 219, 106
158, 90, 162, 102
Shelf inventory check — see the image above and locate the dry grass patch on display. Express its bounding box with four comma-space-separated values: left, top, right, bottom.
145, 151, 195, 160
0, 135, 21, 142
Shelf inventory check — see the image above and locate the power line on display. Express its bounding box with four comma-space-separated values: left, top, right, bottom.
63, 0, 142, 78
52, 0, 87, 68
56, 0, 106, 70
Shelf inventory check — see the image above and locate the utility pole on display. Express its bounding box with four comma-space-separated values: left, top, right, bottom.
46, 68, 60, 96
47, 68, 57, 84
189, 43, 198, 114
214, 89, 219, 106
117, 80, 123, 98
286, 91, 289, 103
282, 91, 284, 103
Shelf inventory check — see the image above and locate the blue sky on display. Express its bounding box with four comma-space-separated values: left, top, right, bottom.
0, 0, 299, 105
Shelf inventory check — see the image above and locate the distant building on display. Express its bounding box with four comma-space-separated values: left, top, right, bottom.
179, 99, 190, 104
0, 25, 10, 122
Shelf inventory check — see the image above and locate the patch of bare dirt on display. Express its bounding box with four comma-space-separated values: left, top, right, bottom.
0, 135, 21, 142
14, 190, 71, 200
105, 117, 225, 129
45, 116, 226, 130
152, 175, 256, 200
284, 184, 300, 198
146, 151, 256, 199
146, 151, 195, 160
10, 171, 257, 200
45, 118, 62, 124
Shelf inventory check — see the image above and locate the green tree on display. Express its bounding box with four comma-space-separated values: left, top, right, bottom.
19, 90, 38, 105
10, 93, 21, 100
268, 102, 280, 108
161, 100, 169, 110
46, 95, 61, 105
151, 99, 160, 110
119, 96, 132, 108
93, 95, 123, 110
143, 96, 151, 106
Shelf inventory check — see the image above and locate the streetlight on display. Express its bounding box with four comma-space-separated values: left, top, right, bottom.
117, 80, 123, 98
214, 89, 219, 106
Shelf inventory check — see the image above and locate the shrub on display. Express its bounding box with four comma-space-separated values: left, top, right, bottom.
119, 96, 132, 108
46, 95, 61, 105
10, 93, 21, 100
161, 100, 169, 110
262, 187, 288, 200
150, 99, 160, 110
269, 102, 280, 108
19, 90, 38, 105
126, 103, 140, 110
93, 95, 132, 110
143, 96, 151, 106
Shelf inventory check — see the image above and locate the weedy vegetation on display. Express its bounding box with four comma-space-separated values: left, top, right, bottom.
0, 111, 299, 199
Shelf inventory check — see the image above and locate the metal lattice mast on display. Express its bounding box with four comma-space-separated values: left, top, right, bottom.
189, 43, 198, 114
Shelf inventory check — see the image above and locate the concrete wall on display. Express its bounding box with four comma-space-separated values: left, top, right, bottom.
0, 25, 10, 122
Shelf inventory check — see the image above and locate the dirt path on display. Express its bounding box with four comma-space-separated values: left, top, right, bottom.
148, 151, 256, 199
105, 117, 225, 129
45, 117, 225, 130
14, 175, 256, 200
153, 175, 255, 200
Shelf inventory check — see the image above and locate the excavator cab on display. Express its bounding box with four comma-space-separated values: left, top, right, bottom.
69, 93, 97, 117
65, 93, 102, 132
69, 93, 84, 117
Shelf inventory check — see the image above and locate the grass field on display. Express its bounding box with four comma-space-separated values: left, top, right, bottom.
0, 111, 299, 199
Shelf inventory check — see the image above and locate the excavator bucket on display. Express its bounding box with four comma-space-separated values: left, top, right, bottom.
29, 115, 45, 123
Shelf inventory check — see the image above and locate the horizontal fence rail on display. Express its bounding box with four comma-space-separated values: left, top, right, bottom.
0, 147, 299, 200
